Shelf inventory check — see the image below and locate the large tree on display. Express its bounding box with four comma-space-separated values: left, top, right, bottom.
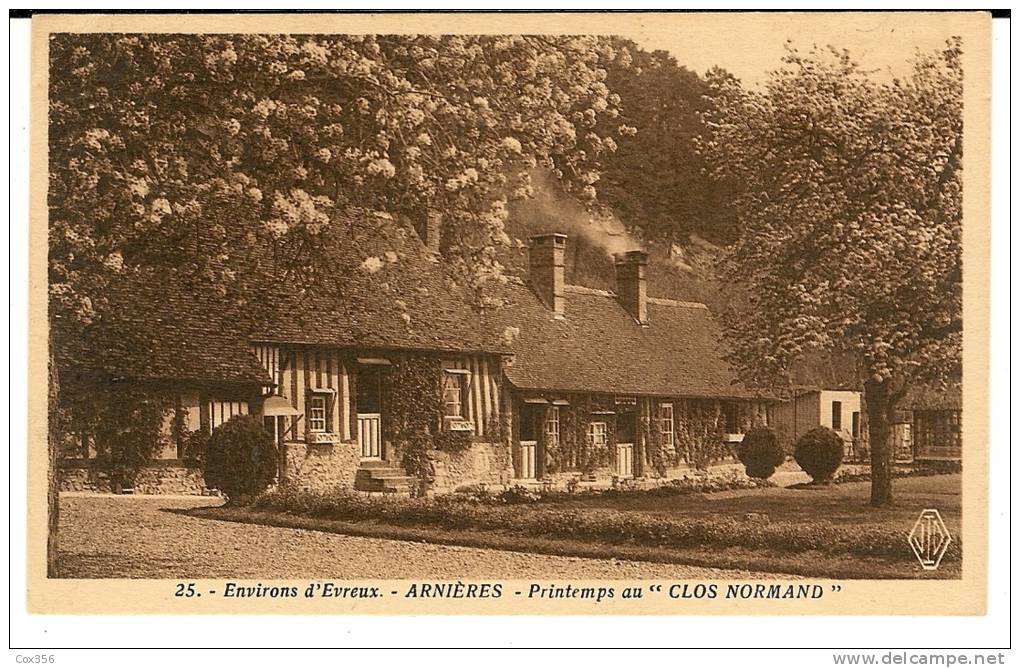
50, 34, 630, 314
700, 40, 963, 505
600, 41, 739, 245
47, 34, 632, 572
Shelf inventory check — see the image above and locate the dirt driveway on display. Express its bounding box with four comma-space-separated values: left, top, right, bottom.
58, 494, 775, 580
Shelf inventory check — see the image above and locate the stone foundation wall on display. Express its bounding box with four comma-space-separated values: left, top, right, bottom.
429, 441, 514, 493
281, 440, 360, 492
59, 462, 214, 495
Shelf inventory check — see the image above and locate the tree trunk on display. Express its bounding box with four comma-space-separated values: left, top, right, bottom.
47, 352, 60, 577
864, 378, 894, 506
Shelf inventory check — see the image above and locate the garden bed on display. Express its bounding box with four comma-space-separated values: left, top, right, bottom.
192, 505, 953, 579
190, 474, 962, 579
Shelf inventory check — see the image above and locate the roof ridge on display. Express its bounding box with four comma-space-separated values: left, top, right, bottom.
567, 284, 709, 310
647, 296, 708, 309
564, 284, 614, 297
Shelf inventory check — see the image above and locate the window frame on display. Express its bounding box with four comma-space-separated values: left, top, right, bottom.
588, 421, 608, 448
308, 394, 328, 433
544, 406, 560, 449
442, 369, 469, 420
659, 402, 675, 451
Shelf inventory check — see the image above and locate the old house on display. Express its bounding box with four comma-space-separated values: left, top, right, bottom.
903, 382, 962, 462
57, 210, 512, 495
771, 388, 866, 461
246, 213, 512, 493
491, 234, 772, 484
58, 221, 783, 496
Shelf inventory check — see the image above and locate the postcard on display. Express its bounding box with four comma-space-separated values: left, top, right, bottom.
27, 10, 991, 616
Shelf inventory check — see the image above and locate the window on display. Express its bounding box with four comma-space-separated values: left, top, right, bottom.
442, 370, 467, 419
308, 395, 327, 433
851, 411, 860, 439
588, 421, 608, 448
544, 407, 560, 449
660, 403, 675, 451
831, 401, 842, 431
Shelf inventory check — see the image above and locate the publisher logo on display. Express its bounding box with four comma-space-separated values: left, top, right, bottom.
908, 509, 952, 571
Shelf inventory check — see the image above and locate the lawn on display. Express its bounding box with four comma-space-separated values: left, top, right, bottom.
193, 474, 962, 580
553, 474, 962, 537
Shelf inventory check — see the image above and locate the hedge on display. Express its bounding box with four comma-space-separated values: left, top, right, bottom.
252, 488, 960, 562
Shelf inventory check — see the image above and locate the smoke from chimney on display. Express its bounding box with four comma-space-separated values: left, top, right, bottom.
516, 169, 643, 258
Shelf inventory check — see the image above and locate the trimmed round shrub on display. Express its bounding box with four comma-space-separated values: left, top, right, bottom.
736, 427, 785, 479
204, 415, 278, 501
794, 426, 844, 483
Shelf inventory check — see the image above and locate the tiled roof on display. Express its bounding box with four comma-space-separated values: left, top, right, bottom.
56, 209, 505, 386
53, 274, 273, 387
252, 211, 504, 355
491, 279, 764, 399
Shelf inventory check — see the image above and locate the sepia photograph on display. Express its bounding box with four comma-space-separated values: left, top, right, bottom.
21, 10, 995, 622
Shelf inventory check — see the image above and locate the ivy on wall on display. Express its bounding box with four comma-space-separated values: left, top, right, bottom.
57, 376, 170, 488
383, 354, 484, 480
537, 395, 755, 475
383, 355, 439, 480
545, 395, 615, 476
644, 400, 669, 477
677, 399, 731, 469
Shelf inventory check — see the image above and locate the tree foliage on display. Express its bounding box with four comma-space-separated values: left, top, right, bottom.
57, 376, 169, 485
700, 40, 963, 504
600, 42, 740, 245
49, 33, 632, 329
701, 41, 962, 389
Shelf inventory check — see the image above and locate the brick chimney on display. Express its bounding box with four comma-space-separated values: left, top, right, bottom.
615, 250, 649, 325
415, 211, 442, 256
528, 233, 567, 318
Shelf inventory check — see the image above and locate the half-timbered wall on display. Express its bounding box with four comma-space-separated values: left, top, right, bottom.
252, 345, 500, 444
441, 354, 501, 438
206, 399, 249, 430
276, 347, 351, 441
251, 344, 282, 395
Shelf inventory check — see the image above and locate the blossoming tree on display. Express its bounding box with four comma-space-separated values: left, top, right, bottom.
50, 34, 631, 315
47, 33, 634, 572
700, 40, 963, 505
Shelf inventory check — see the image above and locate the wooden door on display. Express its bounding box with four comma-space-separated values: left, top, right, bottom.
356, 367, 383, 460
519, 441, 538, 479
517, 404, 542, 479
357, 413, 382, 459
615, 443, 634, 477
615, 410, 636, 478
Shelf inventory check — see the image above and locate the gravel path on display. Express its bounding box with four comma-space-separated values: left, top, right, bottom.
58, 495, 775, 580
